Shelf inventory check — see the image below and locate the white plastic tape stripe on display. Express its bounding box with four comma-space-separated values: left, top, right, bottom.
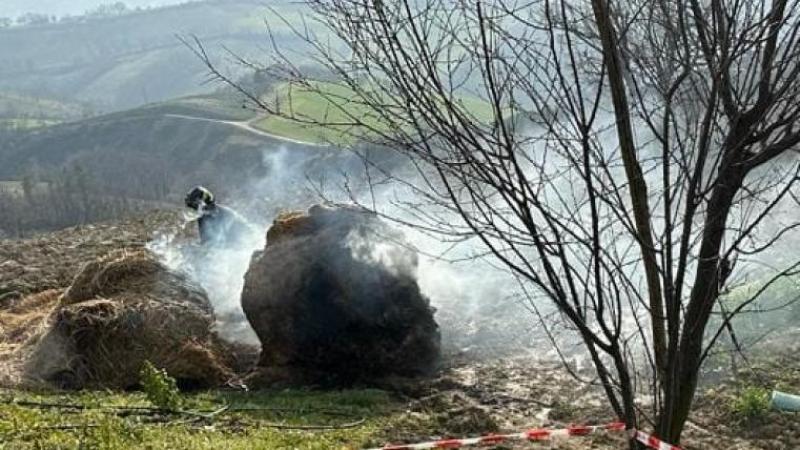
368, 422, 627, 450
633, 429, 683, 450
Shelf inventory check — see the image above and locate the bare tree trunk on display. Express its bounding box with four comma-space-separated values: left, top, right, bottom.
661, 149, 745, 441
590, 0, 667, 380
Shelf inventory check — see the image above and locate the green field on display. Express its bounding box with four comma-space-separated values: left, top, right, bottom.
254, 82, 496, 145
0, 388, 436, 449
253, 82, 382, 145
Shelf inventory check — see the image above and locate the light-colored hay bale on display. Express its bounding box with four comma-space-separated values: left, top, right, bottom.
19, 249, 233, 389
61, 249, 210, 313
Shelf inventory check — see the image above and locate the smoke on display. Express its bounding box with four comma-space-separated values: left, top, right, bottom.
148, 212, 264, 345
145, 143, 543, 361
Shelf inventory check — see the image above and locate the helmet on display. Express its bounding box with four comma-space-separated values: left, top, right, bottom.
185, 186, 215, 210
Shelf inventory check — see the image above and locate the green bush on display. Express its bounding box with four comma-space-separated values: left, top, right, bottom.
139, 360, 182, 411
731, 386, 770, 419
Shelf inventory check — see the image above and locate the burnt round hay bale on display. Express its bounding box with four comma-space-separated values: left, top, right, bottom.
24, 249, 232, 389
242, 204, 440, 386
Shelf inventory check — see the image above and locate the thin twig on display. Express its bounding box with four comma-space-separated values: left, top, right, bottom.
255, 418, 366, 430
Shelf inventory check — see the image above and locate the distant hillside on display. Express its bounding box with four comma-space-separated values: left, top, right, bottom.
0, 92, 335, 235
0, 94, 326, 197
0, 92, 92, 130
0, 1, 191, 19
0, 0, 318, 113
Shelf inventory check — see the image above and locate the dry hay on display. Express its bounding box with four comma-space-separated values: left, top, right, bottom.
0, 290, 62, 387
17, 249, 234, 390
61, 249, 211, 313
243, 204, 440, 387
266, 210, 316, 244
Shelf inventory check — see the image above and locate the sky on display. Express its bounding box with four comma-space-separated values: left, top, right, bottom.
0, 0, 194, 19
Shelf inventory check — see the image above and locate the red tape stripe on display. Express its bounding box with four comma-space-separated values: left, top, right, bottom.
633, 429, 683, 450
568, 425, 592, 436
433, 439, 463, 448
477, 435, 505, 444
525, 428, 551, 440
370, 422, 684, 450
605, 422, 626, 431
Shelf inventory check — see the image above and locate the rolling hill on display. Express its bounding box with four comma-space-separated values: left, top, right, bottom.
254, 81, 498, 145
0, 94, 323, 198
0, 89, 407, 236
0, 92, 92, 130
0, 0, 318, 113
0, 1, 192, 19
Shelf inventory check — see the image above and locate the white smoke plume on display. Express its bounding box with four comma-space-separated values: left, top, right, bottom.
146, 144, 544, 360
148, 212, 264, 345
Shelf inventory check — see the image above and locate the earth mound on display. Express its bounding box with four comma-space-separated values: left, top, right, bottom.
241, 204, 440, 386
22, 249, 233, 389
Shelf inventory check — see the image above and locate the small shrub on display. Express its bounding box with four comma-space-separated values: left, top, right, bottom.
731, 386, 770, 419
139, 360, 182, 410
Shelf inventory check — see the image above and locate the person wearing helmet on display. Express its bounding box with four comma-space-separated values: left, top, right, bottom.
184, 186, 253, 246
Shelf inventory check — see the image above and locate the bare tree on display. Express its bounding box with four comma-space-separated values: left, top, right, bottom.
193, 0, 800, 446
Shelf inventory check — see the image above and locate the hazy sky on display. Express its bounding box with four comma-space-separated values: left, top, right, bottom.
0, 1, 194, 19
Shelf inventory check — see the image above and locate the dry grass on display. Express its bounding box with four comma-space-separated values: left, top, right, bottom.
0, 290, 62, 386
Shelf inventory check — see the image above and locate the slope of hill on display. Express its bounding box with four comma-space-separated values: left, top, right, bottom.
0, 1, 192, 19
0, 82, 395, 236
0, 92, 92, 130
254, 81, 497, 145
0, 95, 327, 199
0, 0, 317, 113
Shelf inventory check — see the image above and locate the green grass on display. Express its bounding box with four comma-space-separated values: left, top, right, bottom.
730, 386, 771, 420
254, 82, 378, 145
254, 81, 496, 145
0, 388, 433, 449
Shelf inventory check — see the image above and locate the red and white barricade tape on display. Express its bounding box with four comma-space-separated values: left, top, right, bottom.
631, 429, 683, 450
369, 422, 624, 449
369, 422, 683, 450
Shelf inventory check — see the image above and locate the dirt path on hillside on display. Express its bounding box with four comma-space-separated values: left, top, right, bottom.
164, 113, 329, 147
